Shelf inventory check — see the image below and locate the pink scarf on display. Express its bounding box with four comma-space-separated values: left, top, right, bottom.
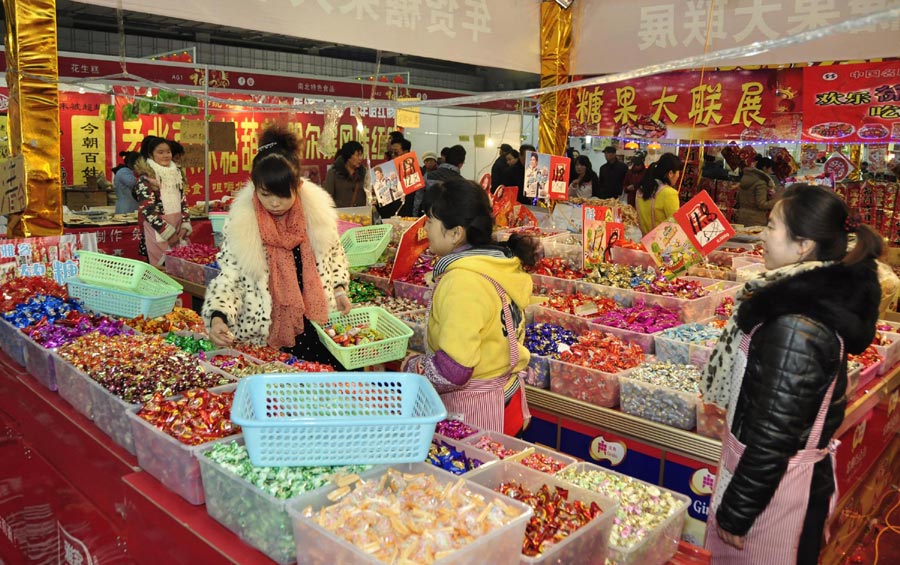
254, 191, 330, 349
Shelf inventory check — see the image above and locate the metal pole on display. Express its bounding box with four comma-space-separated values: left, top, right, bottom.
204, 64, 210, 214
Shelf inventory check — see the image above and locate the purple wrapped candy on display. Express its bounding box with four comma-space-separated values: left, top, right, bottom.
435, 419, 479, 440
594, 302, 681, 334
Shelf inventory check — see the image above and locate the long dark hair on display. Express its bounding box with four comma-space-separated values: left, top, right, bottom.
571, 155, 599, 184
337, 141, 364, 162
640, 153, 682, 199
779, 184, 883, 266
251, 126, 302, 198
139, 136, 169, 160
428, 178, 539, 266
112, 150, 140, 174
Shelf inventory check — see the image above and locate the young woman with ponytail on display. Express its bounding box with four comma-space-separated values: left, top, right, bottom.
402, 178, 539, 435
636, 152, 682, 234
703, 184, 883, 564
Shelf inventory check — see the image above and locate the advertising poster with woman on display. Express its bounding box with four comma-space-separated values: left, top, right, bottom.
370, 152, 426, 207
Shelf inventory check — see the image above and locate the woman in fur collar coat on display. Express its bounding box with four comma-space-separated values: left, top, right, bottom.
704, 185, 883, 564
133, 136, 191, 266
202, 127, 351, 367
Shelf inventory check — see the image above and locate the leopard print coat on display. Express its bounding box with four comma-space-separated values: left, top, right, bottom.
201, 181, 350, 345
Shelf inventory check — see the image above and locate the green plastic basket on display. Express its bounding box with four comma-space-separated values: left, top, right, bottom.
77, 250, 182, 295
311, 306, 413, 370
67, 277, 180, 319
340, 224, 392, 267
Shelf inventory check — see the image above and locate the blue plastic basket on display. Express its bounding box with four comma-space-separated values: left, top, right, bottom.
231, 372, 447, 466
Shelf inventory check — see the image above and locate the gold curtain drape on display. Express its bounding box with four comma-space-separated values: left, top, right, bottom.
3, 0, 62, 236
538, 2, 573, 157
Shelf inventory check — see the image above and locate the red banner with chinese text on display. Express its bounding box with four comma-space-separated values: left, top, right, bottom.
802, 61, 900, 144
568, 68, 803, 142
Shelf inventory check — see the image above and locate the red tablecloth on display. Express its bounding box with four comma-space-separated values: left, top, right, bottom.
64, 219, 214, 261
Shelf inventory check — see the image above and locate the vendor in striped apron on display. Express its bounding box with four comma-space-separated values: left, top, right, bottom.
703, 185, 883, 564
403, 179, 537, 435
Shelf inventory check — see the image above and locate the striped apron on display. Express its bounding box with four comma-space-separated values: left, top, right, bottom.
705, 332, 842, 564
437, 274, 530, 434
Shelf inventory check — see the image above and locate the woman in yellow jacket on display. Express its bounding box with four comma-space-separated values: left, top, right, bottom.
636, 153, 683, 234
403, 179, 539, 435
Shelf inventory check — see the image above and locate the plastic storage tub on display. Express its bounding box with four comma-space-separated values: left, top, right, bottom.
587, 320, 660, 354
467, 460, 618, 564
524, 354, 551, 389
21, 335, 57, 390
619, 374, 700, 430
696, 401, 726, 440
230, 372, 446, 466
873, 331, 900, 375
857, 359, 882, 391
531, 273, 581, 295
126, 384, 239, 504
533, 305, 595, 336
54, 354, 96, 420
549, 358, 627, 408
653, 328, 717, 369
425, 434, 501, 476
286, 462, 533, 565
208, 211, 228, 232
556, 462, 690, 565
0, 319, 28, 367
610, 246, 656, 269
352, 271, 391, 294
507, 443, 578, 475
198, 437, 373, 564
165, 255, 220, 286
392, 280, 432, 305
398, 309, 427, 353
632, 277, 741, 323
574, 280, 635, 308
461, 430, 536, 461
311, 307, 413, 369
543, 240, 583, 266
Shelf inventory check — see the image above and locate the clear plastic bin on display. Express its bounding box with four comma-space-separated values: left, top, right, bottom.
847, 362, 862, 398
352, 271, 391, 294
426, 434, 501, 477
507, 443, 578, 475
610, 246, 656, 269
392, 280, 433, 304
165, 255, 219, 286
555, 462, 690, 565
201, 348, 265, 377
574, 280, 635, 308
531, 273, 581, 295
54, 354, 95, 420
548, 358, 627, 408
398, 309, 427, 353
873, 331, 900, 375
858, 360, 882, 391
695, 401, 726, 441
197, 437, 368, 564
336, 206, 373, 227
524, 354, 551, 389
286, 462, 533, 565
0, 319, 27, 367
543, 240, 583, 266
653, 329, 717, 369
462, 430, 536, 461
734, 262, 766, 282
468, 460, 617, 564
632, 277, 741, 323
22, 335, 57, 390
533, 305, 594, 335
126, 383, 239, 505
587, 320, 659, 354
619, 375, 700, 430
686, 264, 736, 281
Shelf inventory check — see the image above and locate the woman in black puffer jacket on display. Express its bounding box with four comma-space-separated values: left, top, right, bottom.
704, 185, 883, 564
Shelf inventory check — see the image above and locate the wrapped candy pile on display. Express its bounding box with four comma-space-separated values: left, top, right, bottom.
496, 481, 602, 557
395, 250, 436, 286
57, 334, 230, 403
525, 323, 578, 357
307, 469, 522, 564
354, 295, 423, 314
3, 294, 84, 329
426, 439, 485, 475
435, 419, 479, 440
137, 388, 239, 446
347, 279, 386, 303
632, 276, 709, 299
594, 303, 681, 334
526, 257, 583, 280
472, 435, 522, 459
360, 260, 393, 278
167, 242, 219, 266
325, 323, 385, 346
849, 345, 882, 369
164, 331, 215, 354
518, 452, 570, 474
583, 264, 656, 289
0, 278, 68, 312
557, 331, 645, 372
620, 362, 702, 429
539, 290, 618, 317
24, 311, 133, 348
556, 467, 682, 549
127, 307, 207, 334
231, 342, 334, 372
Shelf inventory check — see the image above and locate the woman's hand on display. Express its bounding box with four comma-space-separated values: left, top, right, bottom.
335, 292, 352, 315
209, 317, 235, 347
177, 226, 189, 242
716, 527, 745, 550
167, 231, 181, 245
